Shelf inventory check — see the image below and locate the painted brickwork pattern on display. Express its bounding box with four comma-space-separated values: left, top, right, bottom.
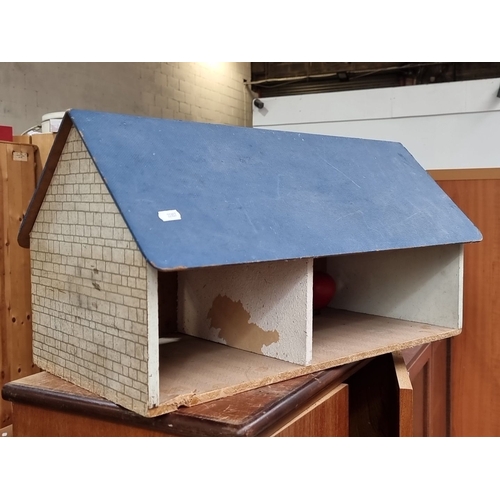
0, 62, 252, 134
30, 127, 151, 415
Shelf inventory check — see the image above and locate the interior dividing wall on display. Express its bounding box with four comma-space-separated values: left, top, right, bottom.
177, 259, 313, 365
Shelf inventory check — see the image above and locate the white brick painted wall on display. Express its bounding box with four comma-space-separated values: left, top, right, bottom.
30, 126, 155, 416
0, 62, 252, 134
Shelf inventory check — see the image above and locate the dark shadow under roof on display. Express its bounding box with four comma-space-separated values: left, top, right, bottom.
19, 109, 482, 270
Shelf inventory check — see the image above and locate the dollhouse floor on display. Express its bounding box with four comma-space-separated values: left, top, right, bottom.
150, 308, 460, 417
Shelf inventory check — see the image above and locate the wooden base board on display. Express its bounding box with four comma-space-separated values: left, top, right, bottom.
150, 308, 459, 417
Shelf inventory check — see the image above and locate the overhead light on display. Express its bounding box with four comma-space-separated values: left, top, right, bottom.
203, 62, 222, 69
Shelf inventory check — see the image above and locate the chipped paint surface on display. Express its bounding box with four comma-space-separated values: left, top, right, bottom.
178, 258, 313, 365
207, 295, 280, 353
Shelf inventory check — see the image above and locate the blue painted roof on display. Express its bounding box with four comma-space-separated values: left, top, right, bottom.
29, 109, 483, 270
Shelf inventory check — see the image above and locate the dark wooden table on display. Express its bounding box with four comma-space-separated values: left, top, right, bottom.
3, 343, 439, 437
2, 361, 364, 437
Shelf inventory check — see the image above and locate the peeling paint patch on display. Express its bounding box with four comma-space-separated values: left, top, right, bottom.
207, 295, 279, 354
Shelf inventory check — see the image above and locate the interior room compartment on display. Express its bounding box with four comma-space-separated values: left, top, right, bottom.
151, 246, 462, 415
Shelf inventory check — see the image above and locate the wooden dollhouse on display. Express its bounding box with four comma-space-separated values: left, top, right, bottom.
18, 109, 481, 417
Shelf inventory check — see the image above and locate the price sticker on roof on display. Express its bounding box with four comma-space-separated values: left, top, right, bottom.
158, 209, 182, 222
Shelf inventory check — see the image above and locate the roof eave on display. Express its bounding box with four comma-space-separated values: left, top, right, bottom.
18, 111, 74, 249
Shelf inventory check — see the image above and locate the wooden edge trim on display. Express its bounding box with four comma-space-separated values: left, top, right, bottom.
392, 352, 413, 391
2, 361, 366, 437
1, 381, 217, 437
239, 360, 367, 436
401, 343, 432, 381
429, 168, 500, 181
392, 352, 414, 437
13, 135, 32, 144
0, 139, 31, 146
17, 112, 73, 248
262, 383, 349, 437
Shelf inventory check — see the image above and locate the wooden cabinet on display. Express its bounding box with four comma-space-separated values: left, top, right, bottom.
347, 352, 413, 437
432, 170, 500, 436
0, 141, 39, 430
3, 368, 355, 437
0, 135, 54, 433
403, 340, 449, 437
264, 384, 349, 437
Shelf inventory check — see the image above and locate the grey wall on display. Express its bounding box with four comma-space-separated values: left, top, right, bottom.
0, 62, 252, 134
253, 77, 500, 170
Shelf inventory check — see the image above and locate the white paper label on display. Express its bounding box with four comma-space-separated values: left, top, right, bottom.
12, 151, 28, 162
158, 209, 181, 222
